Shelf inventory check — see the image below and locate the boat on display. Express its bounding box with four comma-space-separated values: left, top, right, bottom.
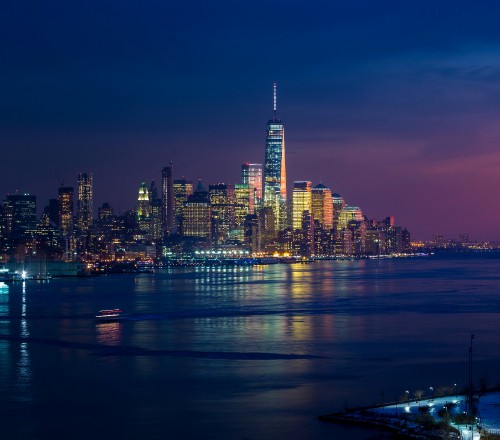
95, 309, 126, 323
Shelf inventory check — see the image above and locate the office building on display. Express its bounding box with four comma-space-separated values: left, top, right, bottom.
264, 83, 287, 230
292, 181, 312, 231
241, 163, 262, 210
311, 184, 333, 229
3, 194, 37, 240
137, 179, 151, 238
161, 163, 174, 236
183, 182, 211, 240
173, 179, 194, 233
58, 187, 74, 236
209, 184, 235, 245
76, 172, 93, 236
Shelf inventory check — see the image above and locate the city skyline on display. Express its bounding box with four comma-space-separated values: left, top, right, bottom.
3, 2, 500, 240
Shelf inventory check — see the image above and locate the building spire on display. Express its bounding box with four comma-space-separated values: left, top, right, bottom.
273, 82, 277, 121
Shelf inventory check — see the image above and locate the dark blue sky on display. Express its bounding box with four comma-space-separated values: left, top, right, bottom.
3, 1, 500, 239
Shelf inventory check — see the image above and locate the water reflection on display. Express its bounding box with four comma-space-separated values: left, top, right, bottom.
96, 322, 122, 346
0, 283, 10, 392
16, 281, 32, 402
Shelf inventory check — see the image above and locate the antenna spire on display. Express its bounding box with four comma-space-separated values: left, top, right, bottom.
273, 82, 277, 121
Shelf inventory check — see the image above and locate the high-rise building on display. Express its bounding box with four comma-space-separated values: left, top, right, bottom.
292, 181, 312, 231
209, 184, 235, 245
76, 172, 93, 236
137, 179, 151, 238
311, 184, 333, 229
173, 179, 193, 233
45, 199, 59, 228
241, 163, 262, 210
97, 203, 114, 227
149, 181, 163, 241
161, 163, 174, 236
183, 182, 211, 240
337, 206, 363, 231
58, 187, 74, 236
264, 83, 287, 230
3, 194, 37, 240
233, 184, 251, 243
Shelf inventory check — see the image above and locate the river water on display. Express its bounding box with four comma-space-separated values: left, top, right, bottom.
2, 254, 500, 439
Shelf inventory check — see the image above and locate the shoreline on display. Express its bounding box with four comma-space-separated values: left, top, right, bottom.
319, 410, 460, 439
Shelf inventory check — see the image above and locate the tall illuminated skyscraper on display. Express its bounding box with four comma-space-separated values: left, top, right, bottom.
58, 187, 74, 236
137, 179, 151, 238
292, 181, 312, 231
77, 172, 93, 236
183, 181, 211, 241
241, 163, 262, 210
173, 179, 193, 233
311, 184, 333, 229
264, 83, 286, 230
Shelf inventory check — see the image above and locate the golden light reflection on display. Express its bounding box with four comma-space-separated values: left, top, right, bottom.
96, 322, 122, 346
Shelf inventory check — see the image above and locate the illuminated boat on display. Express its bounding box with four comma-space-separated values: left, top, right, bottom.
95, 309, 126, 322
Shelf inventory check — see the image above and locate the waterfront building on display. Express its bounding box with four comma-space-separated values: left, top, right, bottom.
365, 229, 384, 255
35, 212, 60, 257
3, 194, 37, 240
385, 225, 402, 253
258, 206, 276, 250
161, 163, 174, 236
264, 83, 287, 231
209, 184, 235, 246
173, 179, 194, 233
311, 184, 333, 230
233, 184, 252, 243
243, 214, 260, 253
300, 211, 314, 256
183, 182, 211, 241
76, 172, 93, 236
292, 181, 312, 231
314, 221, 335, 256
241, 163, 262, 210
402, 227, 411, 251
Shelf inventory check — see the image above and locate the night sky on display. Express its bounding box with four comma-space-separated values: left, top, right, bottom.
2, 1, 500, 240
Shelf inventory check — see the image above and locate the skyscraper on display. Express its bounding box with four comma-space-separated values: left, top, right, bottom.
149, 181, 163, 241
161, 163, 174, 236
3, 194, 37, 240
292, 181, 312, 231
137, 179, 151, 238
183, 182, 211, 241
58, 187, 74, 236
311, 184, 333, 229
264, 82, 287, 230
76, 172, 93, 236
173, 179, 193, 233
241, 163, 262, 210
209, 183, 235, 245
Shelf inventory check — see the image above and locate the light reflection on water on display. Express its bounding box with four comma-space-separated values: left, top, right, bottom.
1, 257, 500, 439
16, 281, 32, 403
